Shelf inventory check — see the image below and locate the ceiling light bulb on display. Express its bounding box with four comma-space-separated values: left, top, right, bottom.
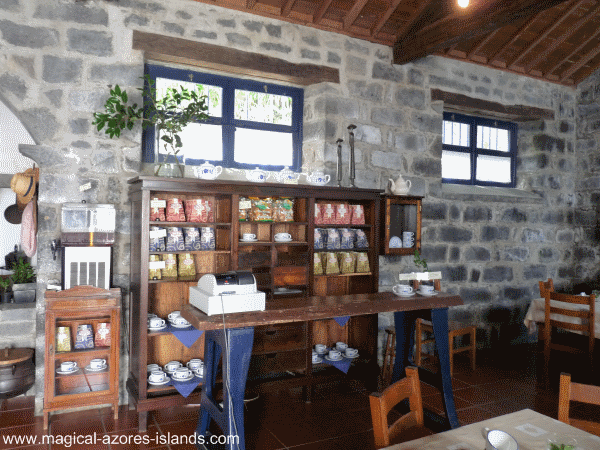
458, 0, 469, 7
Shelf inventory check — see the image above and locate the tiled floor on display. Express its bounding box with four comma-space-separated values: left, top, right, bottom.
1, 342, 597, 450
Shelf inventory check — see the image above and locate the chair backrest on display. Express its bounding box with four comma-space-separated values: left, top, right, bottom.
369, 366, 424, 449
411, 279, 441, 291
539, 278, 554, 296
558, 372, 600, 436
542, 289, 595, 354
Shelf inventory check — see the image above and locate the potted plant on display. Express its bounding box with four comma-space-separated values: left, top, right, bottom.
398, 250, 442, 285
11, 258, 36, 303
92, 75, 210, 177
0, 277, 11, 303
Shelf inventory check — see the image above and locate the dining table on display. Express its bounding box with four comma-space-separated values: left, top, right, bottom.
384, 408, 600, 449
523, 296, 600, 339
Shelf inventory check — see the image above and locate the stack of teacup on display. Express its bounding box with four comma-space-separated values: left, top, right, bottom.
168, 310, 191, 328
402, 231, 415, 248
147, 363, 169, 385
148, 313, 166, 331
333, 341, 359, 359
186, 358, 204, 378
162, 360, 195, 382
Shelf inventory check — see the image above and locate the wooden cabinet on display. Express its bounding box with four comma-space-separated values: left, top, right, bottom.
43, 286, 121, 430
127, 176, 382, 430
380, 195, 422, 255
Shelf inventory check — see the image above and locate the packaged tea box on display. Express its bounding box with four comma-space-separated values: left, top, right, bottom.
150, 198, 166, 222
355, 229, 369, 248
166, 227, 185, 251
149, 255, 162, 280
335, 203, 350, 224
355, 252, 370, 273
162, 253, 178, 278
239, 197, 251, 221
185, 199, 206, 222
183, 227, 201, 251
339, 252, 355, 274
350, 204, 365, 225
314, 252, 323, 275
166, 198, 186, 222
178, 253, 196, 278
149, 226, 166, 252
322, 203, 335, 224
325, 252, 340, 275
314, 203, 323, 225
326, 228, 341, 250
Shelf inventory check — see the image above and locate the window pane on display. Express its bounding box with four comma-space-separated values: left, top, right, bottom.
234, 128, 293, 166
158, 123, 223, 162
477, 125, 510, 152
442, 150, 470, 180
476, 155, 511, 183
497, 129, 509, 152
234, 90, 292, 125
443, 120, 469, 147
156, 77, 222, 117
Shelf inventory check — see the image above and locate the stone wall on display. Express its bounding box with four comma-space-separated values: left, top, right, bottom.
0, 0, 591, 412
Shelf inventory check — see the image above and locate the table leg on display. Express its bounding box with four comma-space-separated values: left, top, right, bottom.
196, 327, 254, 450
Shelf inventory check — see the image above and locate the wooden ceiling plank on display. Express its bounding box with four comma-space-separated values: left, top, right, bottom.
393, 0, 572, 65
371, 0, 404, 37
313, 0, 335, 24
510, 0, 585, 69
246, 0, 257, 9
394, 0, 443, 44
561, 40, 600, 81
343, 0, 369, 30
487, 10, 545, 64
131, 30, 339, 86
281, 0, 296, 17
467, 28, 503, 61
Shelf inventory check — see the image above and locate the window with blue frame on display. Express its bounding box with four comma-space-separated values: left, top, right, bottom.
442, 112, 517, 188
143, 64, 304, 172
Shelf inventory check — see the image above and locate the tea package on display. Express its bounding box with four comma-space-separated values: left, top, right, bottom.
149, 226, 166, 252
355, 252, 370, 273
322, 203, 335, 224
355, 229, 369, 248
314, 252, 323, 275
166, 198, 186, 222
203, 199, 214, 222
339, 252, 355, 274
148, 255, 163, 280
239, 197, 251, 221
350, 204, 365, 225
162, 254, 178, 278
183, 227, 201, 251
166, 227, 185, 251
335, 203, 350, 224
275, 198, 294, 222
185, 199, 204, 222
325, 252, 340, 275
250, 197, 273, 221
326, 228, 341, 250
178, 253, 196, 278
150, 198, 166, 222
314, 203, 323, 225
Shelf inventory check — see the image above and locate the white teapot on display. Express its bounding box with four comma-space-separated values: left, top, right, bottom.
306, 170, 330, 186
275, 166, 299, 184
388, 175, 411, 195
194, 161, 223, 180
245, 167, 267, 183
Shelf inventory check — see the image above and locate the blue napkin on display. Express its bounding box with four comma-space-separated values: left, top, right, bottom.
166, 323, 204, 348
323, 357, 352, 374
171, 376, 203, 398
334, 316, 350, 327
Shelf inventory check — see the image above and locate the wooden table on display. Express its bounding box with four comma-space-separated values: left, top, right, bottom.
524, 297, 600, 339
384, 408, 600, 449
182, 291, 463, 450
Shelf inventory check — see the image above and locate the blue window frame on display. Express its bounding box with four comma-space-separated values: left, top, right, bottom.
142, 64, 304, 172
442, 112, 517, 188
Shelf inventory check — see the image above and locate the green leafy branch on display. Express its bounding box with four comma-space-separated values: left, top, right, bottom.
413, 250, 429, 272
92, 75, 209, 176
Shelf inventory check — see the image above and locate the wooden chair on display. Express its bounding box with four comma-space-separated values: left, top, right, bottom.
541, 289, 595, 372
558, 372, 600, 436
537, 278, 555, 341
369, 366, 434, 449
381, 326, 396, 387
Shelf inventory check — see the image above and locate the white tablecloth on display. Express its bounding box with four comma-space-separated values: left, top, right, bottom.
523, 297, 600, 338
385, 409, 600, 449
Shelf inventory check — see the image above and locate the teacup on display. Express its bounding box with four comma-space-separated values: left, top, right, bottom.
275, 232, 292, 241
164, 361, 183, 372
90, 358, 107, 369
419, 285, 435, 295
60, 361, 77, 372
170, 316, 191, 326
345, 348, 358, 358
315, 344, 327, 354
168, 311, 181, 321
147, 363, 162, 372
335, 342, 348, 351
393, 284, 413, 295
148, 370, 167, 383
312, 353, 321, 363
148, 313, 158, 319
403, 231, 414, 238
193, 366, 204, 377
148, 317, 166, 328
187, 359, 203, 370
481, 428, 518, 450
328, 349, 342, 360
172, 367, 193, 381
242, 233, 256, 241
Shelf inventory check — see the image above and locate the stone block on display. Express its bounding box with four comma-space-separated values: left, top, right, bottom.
37, 205, 59, 234
355, 125, 382, 145
411, 158, 441, 177
465, 246, 491, 262
574, 246, 595, 262
518, 154, 548, 171
371, 108, 403, 127
372, 62, 403, 82
574, 209, 595, 226
92, 149, 118, 174
0, 73, 27, 100
538, 248, 558, 263
395, 88, 425, 110
125, 14, 149, 27
20, 108, 59, 142
303, 120, 336, 141
0, 0, 18, 11
371, 150, 401, 169
68, 29, 113, 57
69, 119, 90, 135
410, 112, 443, 133
226, 33, 251, 47
394, 133, 426, 152
439, 226, 472, 242
265, 24, 281, 37
450, 205, 460, 220
327, 52, 341, 64
523, 265, 547, 280
34, 3, 109, 25
483, 266, 513, 282
44, 90, 63, 108
501, 208, 527, 222
43, 56, 82, 84
521, 229, 545, 243
408, 68, 423, 86
429, 75, 472, 93
0, 20, 58, 49
459, 287, 492, 303
347, 81, 383, 102
421, 245, 447, 262
470, 269, 480, 282
259, 42, 291, 54
449, 246, 460, 262
463, 206, 492, 222
441, 265, 467, 282
345, 39, 369, 55
162, 22, 185, 36
475, 86, 490, 96
243, 20, 263, 32
533, 134, 565, 152
503, 247, 529, 262
218, 18, 236, 28
422, 203, 447, 220
556, 229, 574, 242
301, 49, 321, 61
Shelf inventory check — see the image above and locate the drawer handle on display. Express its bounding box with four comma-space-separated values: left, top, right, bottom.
266, 353, 277, 358
265, 330, 277, 336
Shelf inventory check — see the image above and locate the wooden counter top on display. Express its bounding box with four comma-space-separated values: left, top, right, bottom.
181, 291, 463, 331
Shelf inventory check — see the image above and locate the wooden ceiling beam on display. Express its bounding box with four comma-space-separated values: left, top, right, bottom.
487, 11, 544, 64
281, 0, 296, 17
467, 28, 502, 61
394, 1, 447, 44
343, 0, 369, 30
560, 39, 600, 82
393, 0, 571, 65
246, 0, 257, 9
313, 0, 334, 24
546, 27, 600, 75
371, 0, 404, 37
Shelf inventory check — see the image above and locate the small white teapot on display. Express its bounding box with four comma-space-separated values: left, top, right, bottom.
388, 175, 411, 195
245, 167, 267, 183
275, 166, 299, 184
194, 161, 223, 180
306, 170, 331, 186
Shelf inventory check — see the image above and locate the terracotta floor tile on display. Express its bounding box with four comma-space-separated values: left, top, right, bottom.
453, 385, 497, 405
103, 427, 163, 450
150, 404, 200, 425
48, 409, 105, 435
285, 430, 374, 449
0, 396, 34, 412
456, 406, 496, 425
0, 408, 35, 428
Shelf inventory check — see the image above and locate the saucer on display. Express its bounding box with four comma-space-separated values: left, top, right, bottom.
274, 238, 292, 242
148, 378, 170, 386
315, 348, 328, 355
394, 292, 415, 297
170, 322, 192, 328
56, 368, 79, 375
85, 364, 108, 372
194, 372, 204, 378
148, 324, 167, 331
312, 356, 323, 364
344, 353, 359, 359
324, 355, 343, 362
419, 291, 437, 297
172, 374, 194, 382
239, 238, 258, 242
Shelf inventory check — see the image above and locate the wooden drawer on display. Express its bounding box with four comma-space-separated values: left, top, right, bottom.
253, 323, 306, 353
273, 266, 308, 286
248, 349, 306, 378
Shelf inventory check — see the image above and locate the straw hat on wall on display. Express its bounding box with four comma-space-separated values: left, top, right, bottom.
10, 168, 39, 210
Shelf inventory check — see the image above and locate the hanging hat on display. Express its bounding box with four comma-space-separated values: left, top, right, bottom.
10, 168, 39, 209
4, 203, 22, 225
